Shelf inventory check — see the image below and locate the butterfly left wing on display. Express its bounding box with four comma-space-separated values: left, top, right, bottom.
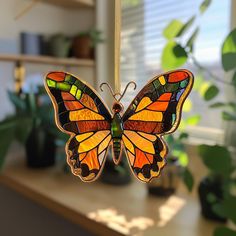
122, 69, 194, 182
45, 72, 112, 182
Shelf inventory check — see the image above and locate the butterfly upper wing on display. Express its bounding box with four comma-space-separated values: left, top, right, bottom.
45, 72, 112, 182
122, 69, 194, 182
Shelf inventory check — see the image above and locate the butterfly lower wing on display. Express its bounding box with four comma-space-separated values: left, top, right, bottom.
68, 131, 112, 181
122, 69, 193, 182
45, 72, 112, 181
122, 131, 167, 182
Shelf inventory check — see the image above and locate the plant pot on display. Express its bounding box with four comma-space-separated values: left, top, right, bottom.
147, 158, 181, 197
198, 176, 227, 222
25, 128, 56, 168
72, 35, 92, 59
49, 34, 71, 58
100, 151, 131, 185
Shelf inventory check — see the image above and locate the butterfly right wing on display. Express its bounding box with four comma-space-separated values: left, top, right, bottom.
122, 70, 193, 182
45, 72, 112, 182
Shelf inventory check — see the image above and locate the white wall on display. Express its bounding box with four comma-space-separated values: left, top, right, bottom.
95, 0, 115, 108
0, 0, 95, 119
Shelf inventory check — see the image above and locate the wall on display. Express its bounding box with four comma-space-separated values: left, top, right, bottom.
0, 0, 95, 119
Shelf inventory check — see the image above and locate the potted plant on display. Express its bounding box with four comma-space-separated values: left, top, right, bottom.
0, 86, 60, 168
72, 29, 104, 59
48, 33, 71, 58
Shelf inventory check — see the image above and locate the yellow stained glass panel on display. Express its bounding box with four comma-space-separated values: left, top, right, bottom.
135, 97, 152, 112
129, 110, 163, 122
124, 130, 155, 154
78, 131, 110, 153
138, 132, 157, 142
159, 76, 166, 85
98, 135, 111, 154
122, 135, 135, 154
76, 132, 93, 142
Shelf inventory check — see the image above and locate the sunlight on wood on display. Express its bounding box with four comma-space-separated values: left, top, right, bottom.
87, 208, 154, 235
157, 196, 186, 227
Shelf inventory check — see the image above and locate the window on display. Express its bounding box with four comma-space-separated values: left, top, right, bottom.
121, 0, 231, 143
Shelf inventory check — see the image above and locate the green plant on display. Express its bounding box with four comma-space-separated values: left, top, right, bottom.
198, 144, 236, 234
161, 0, 236, 234
165, 133, 194, 192
77, 29, 104, 48
0, 86, 66, 168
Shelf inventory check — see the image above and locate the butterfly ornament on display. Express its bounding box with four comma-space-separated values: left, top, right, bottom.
45, 70, 193, 182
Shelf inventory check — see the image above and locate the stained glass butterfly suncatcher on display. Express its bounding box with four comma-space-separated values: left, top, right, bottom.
45, 70, 193, 183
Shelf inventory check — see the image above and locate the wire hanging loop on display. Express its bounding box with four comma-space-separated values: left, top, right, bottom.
100, 81, 137, 102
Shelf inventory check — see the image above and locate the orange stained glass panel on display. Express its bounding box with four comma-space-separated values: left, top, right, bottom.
122, 135, 135, 154
81, 148, 99, 170
79, 152, 87, 161
61, 92, 75, 100
137, 132, 157, 142
64, 101, 84, 110
69, 109, 105, 121
80, 94, 98, 112
146, 153, 154, 163
134, 149, 150, 168
147, 101, 169, 111
158, 93, 172, 101
98, 135, 111, 154
168, 71, 188, 82
78, 131, 110, 153
135, 97, 152, 112
124, 130, 155, 154
129, 110, 163, 122
47, 72, 65, 82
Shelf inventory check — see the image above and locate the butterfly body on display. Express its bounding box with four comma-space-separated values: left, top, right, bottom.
111, 111, 124, 164
45, 70, 193, 183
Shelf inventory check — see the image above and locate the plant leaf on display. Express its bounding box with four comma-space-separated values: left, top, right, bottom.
172, 150, 188, 167
214, 227, 236, 236
200, 0, 212, 14
15, 117, 33, 144
210, 102, 226, 108
222, 28, 236, 71
0, 119, 15, 169
163, 20, 184, 39
161, 41, 188, 70
183, 98, 192, 112
186, 27, 199, 51
222, 111, 236, 121
186, 115, 201, 126
232, 71, 236, 89
198, 145, 232, 174
204, 85, 219, 101
181, 168, 194, 192
219, 195, 236, 223
193, 74, 204, 92
178, 132, 189, 140
7, 91, 26, 111
177, 16, 195, 37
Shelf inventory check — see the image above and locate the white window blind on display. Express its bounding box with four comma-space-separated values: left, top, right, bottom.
121, 0, 230, 143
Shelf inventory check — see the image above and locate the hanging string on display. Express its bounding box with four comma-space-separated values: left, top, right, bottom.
114, 0, 121, 93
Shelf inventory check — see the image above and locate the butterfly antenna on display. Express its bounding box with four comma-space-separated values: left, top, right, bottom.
100, 82, 119, 100
118, 81, 137, 101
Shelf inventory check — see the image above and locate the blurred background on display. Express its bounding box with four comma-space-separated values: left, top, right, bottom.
0, 0, 236, 236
